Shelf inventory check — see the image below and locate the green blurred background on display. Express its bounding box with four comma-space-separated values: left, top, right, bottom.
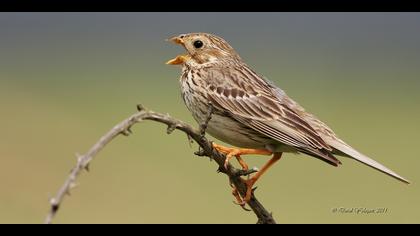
1, 13, 419, 223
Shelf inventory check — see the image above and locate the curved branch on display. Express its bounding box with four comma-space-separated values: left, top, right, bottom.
44, 104, 276, 224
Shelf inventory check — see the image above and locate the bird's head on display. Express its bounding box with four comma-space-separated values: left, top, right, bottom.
166, 33, 241, 66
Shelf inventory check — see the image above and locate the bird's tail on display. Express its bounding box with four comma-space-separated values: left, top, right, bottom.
326, 138, 410, 184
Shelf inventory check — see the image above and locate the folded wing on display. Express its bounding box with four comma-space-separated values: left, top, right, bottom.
207, 84, 341, 166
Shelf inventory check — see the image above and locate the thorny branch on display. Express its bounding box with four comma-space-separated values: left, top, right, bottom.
44, 104, 276, 224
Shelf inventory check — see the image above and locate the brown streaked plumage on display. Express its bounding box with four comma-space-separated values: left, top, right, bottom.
166, 32, 410, 205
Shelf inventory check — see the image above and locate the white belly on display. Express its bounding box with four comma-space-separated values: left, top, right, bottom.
205, 114, 267, 149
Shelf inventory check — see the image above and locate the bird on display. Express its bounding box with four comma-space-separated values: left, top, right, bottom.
166, 32, 410, 206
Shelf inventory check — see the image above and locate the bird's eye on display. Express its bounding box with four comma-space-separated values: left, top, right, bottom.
193, 40, 204, 49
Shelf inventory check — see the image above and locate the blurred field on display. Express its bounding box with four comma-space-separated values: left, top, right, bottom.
0, 13, 419, 223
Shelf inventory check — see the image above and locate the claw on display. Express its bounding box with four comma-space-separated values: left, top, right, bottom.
231, 185, 251, 211
232, 201, 252, 211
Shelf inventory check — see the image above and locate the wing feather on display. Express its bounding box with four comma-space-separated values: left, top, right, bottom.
207, 80, 340, 166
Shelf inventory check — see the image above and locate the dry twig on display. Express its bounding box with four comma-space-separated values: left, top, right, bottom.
44, 104, 276, 224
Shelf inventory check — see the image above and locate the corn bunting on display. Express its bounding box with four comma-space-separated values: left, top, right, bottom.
166, 33, 410, 205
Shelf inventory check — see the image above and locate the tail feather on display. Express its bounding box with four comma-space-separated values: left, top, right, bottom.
326, 138, 410, 184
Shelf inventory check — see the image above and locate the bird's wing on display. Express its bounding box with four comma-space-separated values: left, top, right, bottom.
206, 71, 340, 166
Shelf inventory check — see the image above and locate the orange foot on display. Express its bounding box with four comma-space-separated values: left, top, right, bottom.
238, 152, 282, 204
212, 143, 283, 207
212, 143, 271, 170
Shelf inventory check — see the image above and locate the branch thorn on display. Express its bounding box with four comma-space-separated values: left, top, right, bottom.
136, 104, 145, 111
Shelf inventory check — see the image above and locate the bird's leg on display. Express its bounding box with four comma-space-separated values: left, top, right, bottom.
240, 152, 283, 204
212, 143, 272, 170
212, 143, 275, 209
235, 156, 249, 171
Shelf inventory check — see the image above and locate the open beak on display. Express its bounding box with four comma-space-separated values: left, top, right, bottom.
166, 35, 188, 65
